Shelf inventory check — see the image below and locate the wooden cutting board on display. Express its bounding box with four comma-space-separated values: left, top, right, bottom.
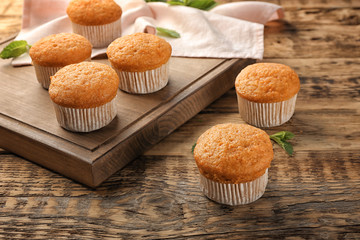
0, 45, 254, 187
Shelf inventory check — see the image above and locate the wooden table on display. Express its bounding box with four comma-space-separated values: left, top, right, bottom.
1, 0, 359, 238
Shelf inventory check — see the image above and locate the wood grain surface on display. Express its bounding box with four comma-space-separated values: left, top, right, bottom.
0, 0, 360, 239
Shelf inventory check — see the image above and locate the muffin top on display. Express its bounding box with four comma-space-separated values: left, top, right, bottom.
107, 33, 172, 72
49, 62, 119, 108
235, 63, 300, 103
29, 33, 92, 67
66, 0, 122, 26
193, 123, 273, 184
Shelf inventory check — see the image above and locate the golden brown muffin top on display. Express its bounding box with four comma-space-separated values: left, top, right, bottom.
106, 33, 172, 72
193, 123, 273, 184
49, 62, 119, 108
29, 33, 92, 67
235, 63, 300, 103
66, 0, 122, 26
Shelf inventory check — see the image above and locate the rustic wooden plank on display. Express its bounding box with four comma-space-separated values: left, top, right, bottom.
0, 0, 22, 43
217, 0, 279, 3
0, 152, 359, 239
0, 17, 21, 43
0, 0, 22, 15
279, 0, 360, 8
264, 23, 360, 58
283, 7, 360, 26
263, 5, 360, 59
264, 58, 360, 77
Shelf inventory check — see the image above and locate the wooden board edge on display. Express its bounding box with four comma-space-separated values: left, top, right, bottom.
0, 120, 95, 187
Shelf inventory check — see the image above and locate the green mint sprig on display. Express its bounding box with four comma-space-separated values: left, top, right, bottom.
191, 143, 196, 154
146, 0, 217, 11
168, 0, 217, 10
270, 131, 295, 156
0, 40, 31, 59
156, 27, 181, 38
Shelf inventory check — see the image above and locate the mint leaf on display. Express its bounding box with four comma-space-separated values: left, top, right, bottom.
191, 143, 196, 154
270, 131, 294, 141
0, 40, 31, 59
282, 141, 293, 156
167, 1, 185, 6
156, 27, 181, 38
270, 131, 295, 156
269, 136, 283, 148
188, 0, 217, 10
167, 0, 217, 10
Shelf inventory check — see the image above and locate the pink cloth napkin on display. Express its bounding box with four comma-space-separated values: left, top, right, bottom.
12, 0, 283, 66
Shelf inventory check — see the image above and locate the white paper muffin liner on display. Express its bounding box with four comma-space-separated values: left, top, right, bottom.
71, 18, 122, 48
33, 58, 91, 89
236, 94, 298, 127
33, 64, 62, 89
199, 169, 268, 205
52, 96, 117, 132
113, 61, 169, 94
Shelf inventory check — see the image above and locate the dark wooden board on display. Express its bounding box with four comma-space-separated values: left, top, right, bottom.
0, 50, 254, 187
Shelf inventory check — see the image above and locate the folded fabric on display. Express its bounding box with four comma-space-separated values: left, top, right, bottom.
12, 0, 283, 66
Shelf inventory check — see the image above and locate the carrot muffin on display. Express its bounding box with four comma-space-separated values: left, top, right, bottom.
66, 0, 122, 48
49, 62, 119, 132
235, 63, 300, 127
107, 33, 172, 94
29, 33, 92, 89
193, 123, 274, 205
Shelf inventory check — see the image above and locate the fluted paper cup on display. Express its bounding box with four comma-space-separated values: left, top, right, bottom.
113, 62, 169, 94
52, 96, 117, 132
237, 94, 298, 127
33, 64, 62, 89
71, 18, 122, 48
33, 57, 91, 89
199, 169, 268, 205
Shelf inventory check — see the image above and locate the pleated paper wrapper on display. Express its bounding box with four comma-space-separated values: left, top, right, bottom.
199, 169, 268, 205
33, 64, 63, 89
52, 96, 117, 132
113, 62, 169, 94
237, 94, 298, 127
33, 58, 91, 89
71, 18, 122, 48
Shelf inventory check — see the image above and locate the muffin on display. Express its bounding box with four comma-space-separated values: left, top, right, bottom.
107, 33, 172, 94
49, 62, 119, 132
193, 123, 273, 205
235, 63, 300, 127
29, 33, 92, 89
66, 0, 122, 48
